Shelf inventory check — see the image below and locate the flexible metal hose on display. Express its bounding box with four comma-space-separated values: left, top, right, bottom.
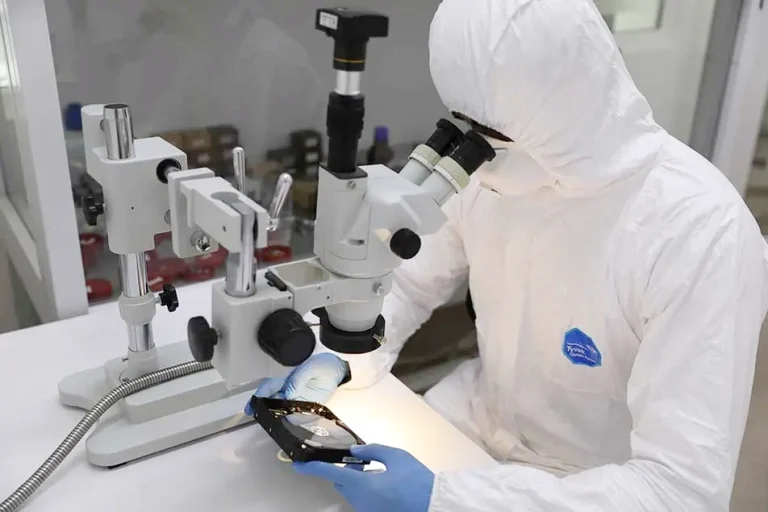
0, 360, 213, 512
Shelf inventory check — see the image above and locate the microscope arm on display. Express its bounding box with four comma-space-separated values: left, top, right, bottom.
170, 8, 496, 390
167, 169, 268, 258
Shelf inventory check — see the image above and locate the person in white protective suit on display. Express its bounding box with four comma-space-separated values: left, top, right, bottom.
249, 0, 768, 510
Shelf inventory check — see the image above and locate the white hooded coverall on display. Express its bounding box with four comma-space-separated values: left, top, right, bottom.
360, 0, 768, 510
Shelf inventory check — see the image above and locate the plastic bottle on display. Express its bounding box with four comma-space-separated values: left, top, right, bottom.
63, 102, 86, 185
366, 126, 395, 166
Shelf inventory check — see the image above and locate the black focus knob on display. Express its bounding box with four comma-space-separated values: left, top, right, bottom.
258, 309, 316, 367
82, 194, 104, 227
158, 284, 179, 313
188, 316, 218, 362
390, 228, 421, 260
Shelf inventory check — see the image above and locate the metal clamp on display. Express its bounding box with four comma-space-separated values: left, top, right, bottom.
268, 173, 293, 232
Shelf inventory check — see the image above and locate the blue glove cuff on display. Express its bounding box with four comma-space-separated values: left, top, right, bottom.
339, 360, 352, 386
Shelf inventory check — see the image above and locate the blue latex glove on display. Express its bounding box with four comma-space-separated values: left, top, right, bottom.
293, 444, 435, 512
244, 353, 349, 415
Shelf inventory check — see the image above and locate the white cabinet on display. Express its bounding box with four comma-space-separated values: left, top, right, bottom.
0, 0, 87, 325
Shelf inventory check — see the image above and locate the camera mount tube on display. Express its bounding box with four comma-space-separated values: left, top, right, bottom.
102, 104, 155, 353
335, 71, 361, 96
325, 93, 365, 174
316, 8, 389, 174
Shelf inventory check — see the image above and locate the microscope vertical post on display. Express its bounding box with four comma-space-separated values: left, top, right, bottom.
103, 103, 135, 160
224, 147, 257, 298
119, 253, 154, 352
104, 104, 155, 353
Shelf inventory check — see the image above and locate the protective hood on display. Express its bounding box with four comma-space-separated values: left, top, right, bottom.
475, 138, 556, 196
429, 0, 666, 193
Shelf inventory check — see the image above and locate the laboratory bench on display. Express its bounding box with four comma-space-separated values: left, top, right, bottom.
0, 281, 495, 511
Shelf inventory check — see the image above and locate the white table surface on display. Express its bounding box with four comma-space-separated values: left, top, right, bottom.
0, 281, 495, 511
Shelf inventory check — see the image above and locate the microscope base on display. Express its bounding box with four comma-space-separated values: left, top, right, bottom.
85, 389, 255, 467
58, 341, 261, 467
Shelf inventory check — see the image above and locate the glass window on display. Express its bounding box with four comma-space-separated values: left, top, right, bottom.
9, 258, 40, 329
745, 100, 768, 234
597, 0, 664, 32
48, 0, 322, 304
0, 8, 32, 237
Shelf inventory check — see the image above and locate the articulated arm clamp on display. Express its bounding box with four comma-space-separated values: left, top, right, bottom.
168, 170, 269, 258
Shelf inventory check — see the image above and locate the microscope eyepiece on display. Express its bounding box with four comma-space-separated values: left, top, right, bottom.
417, 130, 496, 206
425, 119, 464, 157
398, 119, 465, 186
450, 130, 497, 176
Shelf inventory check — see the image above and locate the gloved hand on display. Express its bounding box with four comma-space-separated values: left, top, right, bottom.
244, 353, 350, 415
293, 444, 435, 512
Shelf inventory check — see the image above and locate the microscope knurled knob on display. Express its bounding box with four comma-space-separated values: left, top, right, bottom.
258, 309, 316, 367
187, 316, 218, 362
159, 284, 179, 313
390, 228, 421, 260
81, 194, 104, 227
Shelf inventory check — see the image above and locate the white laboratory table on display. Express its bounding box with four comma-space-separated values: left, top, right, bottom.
0, 282, 495, 511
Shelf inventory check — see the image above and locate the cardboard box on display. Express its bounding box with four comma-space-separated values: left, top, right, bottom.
292, 178, 318, 214
187, 150, 217, 169
155, 130, 185, 149
266, 148, 296, 172
184, 129, 213, 151
290, 129, 324, 176
291, 129, 322, 151
305, 151, 321, 164
221, 147, 237, 169
248, 161, 281, 180
208, 125, 239, 148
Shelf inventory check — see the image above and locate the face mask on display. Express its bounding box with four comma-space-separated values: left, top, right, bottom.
474, 141, 555, 196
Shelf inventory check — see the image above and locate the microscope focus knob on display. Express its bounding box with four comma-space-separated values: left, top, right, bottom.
390, 228, 421, 260
81, 194, 105, 227
158, 284, 179, 313
187, 316, 218, 362
258, 309, 316, 367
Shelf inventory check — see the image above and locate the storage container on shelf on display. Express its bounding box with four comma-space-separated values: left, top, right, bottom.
63, 102, 86, 186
